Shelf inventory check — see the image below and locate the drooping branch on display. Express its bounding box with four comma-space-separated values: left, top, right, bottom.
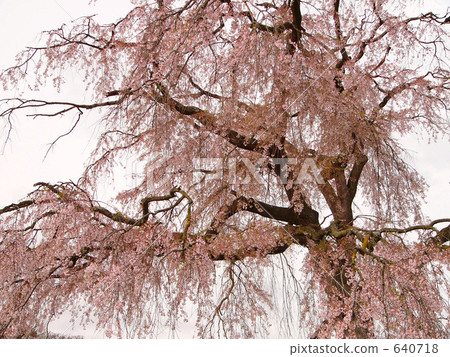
0, 182, 193, 229
89, 186, 192, 227
0, 182, 309, 263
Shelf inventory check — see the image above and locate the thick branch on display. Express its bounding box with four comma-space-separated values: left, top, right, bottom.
241, 11, 294, 34
2, 183, 192, 229
206, 196, 319, 238
209, 241, 291, 261
376, 219, 450, 235
92, 187, 191, 226
378, 75, 429, 108
0, 200, 35, 215
351, 219, 450, 247
353, 16, 387, 64
347, 154, 368, 201
290, 0, 304, 43
334, 0, 350, 69
151, 85, 271, 154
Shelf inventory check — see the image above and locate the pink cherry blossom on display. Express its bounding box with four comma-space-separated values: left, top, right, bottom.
0, 0, 449, 338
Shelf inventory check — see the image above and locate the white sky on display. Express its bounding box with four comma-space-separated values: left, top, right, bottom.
0, 0, 449, 339
0, 0, 136, 207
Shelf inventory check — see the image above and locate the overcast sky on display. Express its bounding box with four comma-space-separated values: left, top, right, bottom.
0, 0, 135, 207
0, 0, 449, 338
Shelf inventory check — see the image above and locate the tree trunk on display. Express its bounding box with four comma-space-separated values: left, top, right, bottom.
311, 240, 374, 339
